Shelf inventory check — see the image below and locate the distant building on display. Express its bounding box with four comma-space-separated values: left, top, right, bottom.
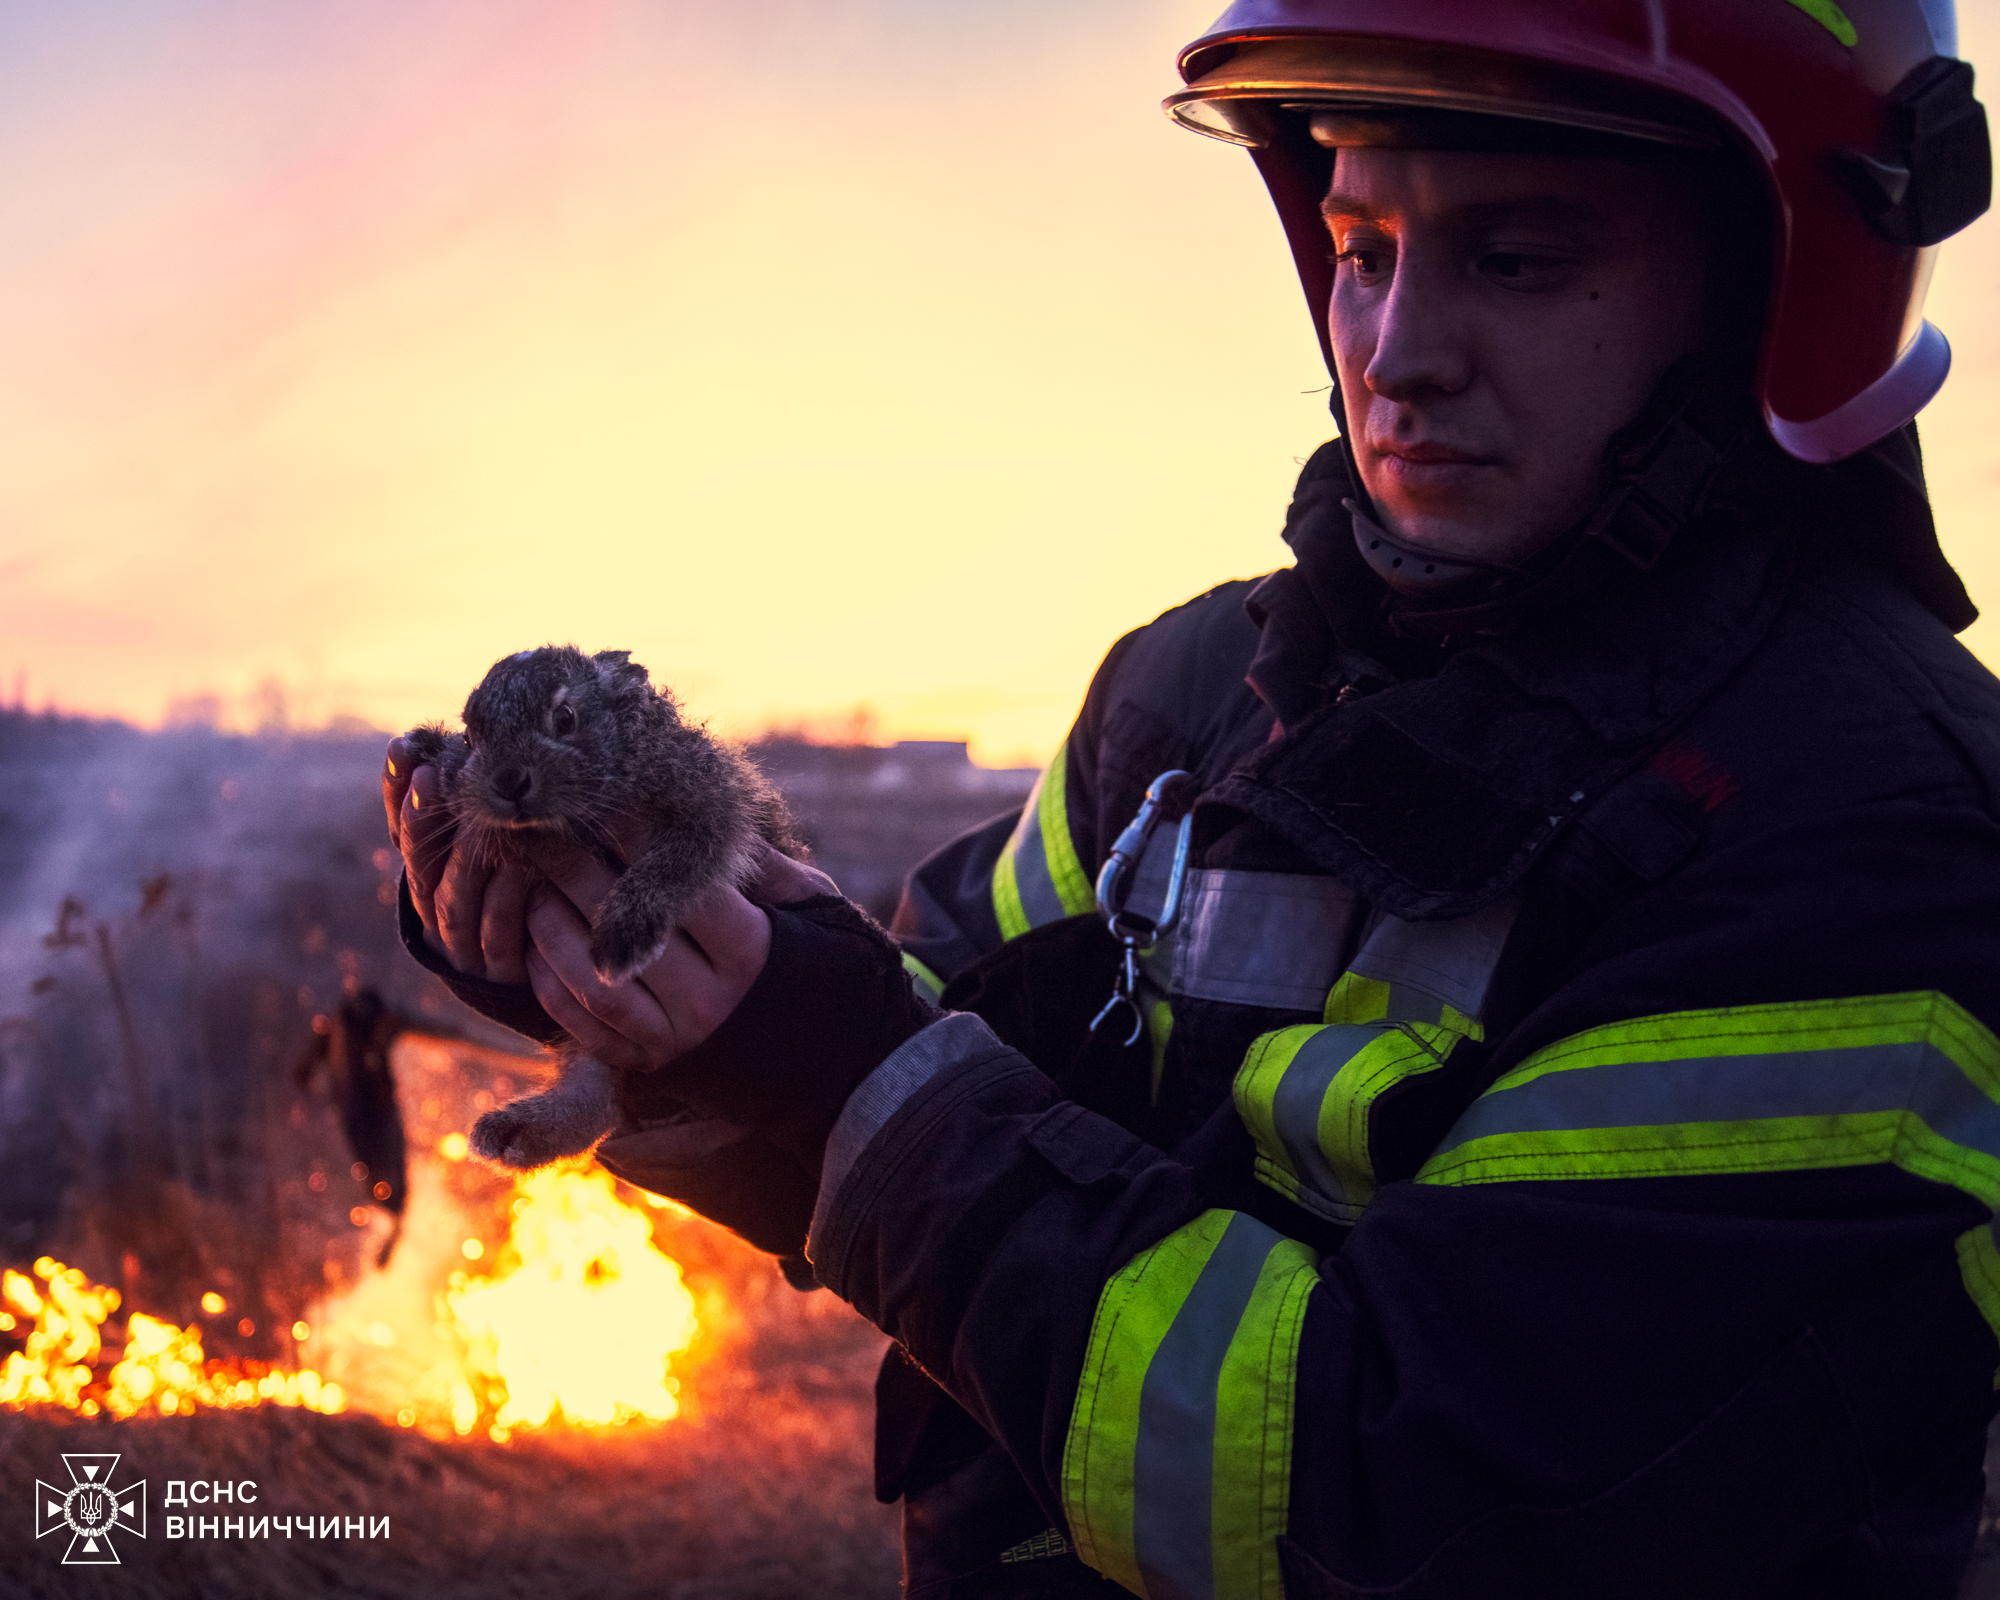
748, 738, 1037, 920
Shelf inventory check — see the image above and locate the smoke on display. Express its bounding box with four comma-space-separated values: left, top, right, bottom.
0, 706, 481, 1348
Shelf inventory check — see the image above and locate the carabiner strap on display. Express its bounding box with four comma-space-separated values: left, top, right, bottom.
1090, 771, 1195, 1046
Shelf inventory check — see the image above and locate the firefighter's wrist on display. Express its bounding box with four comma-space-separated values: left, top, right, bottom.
655, 894, 941, 1163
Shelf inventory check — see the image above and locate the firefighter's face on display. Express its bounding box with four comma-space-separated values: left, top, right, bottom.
1324, 146, 1721, 579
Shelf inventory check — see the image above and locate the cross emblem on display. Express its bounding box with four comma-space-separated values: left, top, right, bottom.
34, 1453, 146, 1565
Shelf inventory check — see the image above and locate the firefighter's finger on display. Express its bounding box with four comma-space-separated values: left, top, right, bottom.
524, 839, 620, 924
527, 878, 763, 1067
525, 947, 648, 1070
524, 890, 662, 1070
399, 765, 456, 946
742, 840, 841, 905
432, 843, 497, 976
399, 764, 454, 886
478, 863, 535, 987
667, 880, 776, 1003
381, 736, 417, 846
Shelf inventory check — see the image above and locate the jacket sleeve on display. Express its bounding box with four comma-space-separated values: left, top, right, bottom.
890, 630, 1149, 994
890, 589, 1269, 998
810, 787, 2000, 1599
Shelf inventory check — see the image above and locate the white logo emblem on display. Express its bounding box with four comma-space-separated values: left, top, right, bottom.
34, 1454, 146, 1564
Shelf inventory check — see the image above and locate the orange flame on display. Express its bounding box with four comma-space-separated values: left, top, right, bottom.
0, 1257, 346, 1420
444, 1166, 698, 1439
2, 1110, 702, 1440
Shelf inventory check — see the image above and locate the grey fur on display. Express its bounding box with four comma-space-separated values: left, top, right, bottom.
469, 1053, 621, 1171
405, 645, 802, 1170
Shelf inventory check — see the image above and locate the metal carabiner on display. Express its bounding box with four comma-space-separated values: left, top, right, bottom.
1089, 942, 1147, 1047
1089, 770, 1195, 1046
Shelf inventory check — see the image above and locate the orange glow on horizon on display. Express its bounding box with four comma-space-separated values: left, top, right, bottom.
1, 1, 1998, 767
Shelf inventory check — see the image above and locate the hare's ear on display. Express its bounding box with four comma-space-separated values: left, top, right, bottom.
592, 650, 651, 695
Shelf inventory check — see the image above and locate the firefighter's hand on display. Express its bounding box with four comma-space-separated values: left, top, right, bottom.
520, 842, 836, 1070
520, 851, 768, 1071
382, 734, 534, 984
522, 840, 933, 1169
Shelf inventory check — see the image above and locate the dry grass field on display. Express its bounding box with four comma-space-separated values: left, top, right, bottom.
0, 1259, 901, 1598
0, 710, 1017, 1597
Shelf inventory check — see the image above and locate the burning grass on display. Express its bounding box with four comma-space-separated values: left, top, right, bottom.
2, 1032, 899, 1595
0, 720, 1026, 1593
0, 1319, 896, 1598
0, 1256, 345, 1421
1, 1192, 898, 1598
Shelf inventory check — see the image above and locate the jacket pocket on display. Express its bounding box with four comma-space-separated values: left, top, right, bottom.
1277, 1327, 1869, 1598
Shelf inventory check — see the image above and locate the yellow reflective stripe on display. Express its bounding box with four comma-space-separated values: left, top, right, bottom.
1061, 1209, 1317, 1600
1785, 0, 1857, 47
1148, 998, 1174, 1102
1236, 1020, 1465, 1222
1323, 972, 1390, 1026
991, 739, 1093, 941
1209, 1235, 1317, 1600
1953, 1225, 2000, 1388
1317, 1024, 1462, 1210
993, 824, 1031, 941
1235, 1027, 1322, 1212
1484, 991, 1992, 1098
901, 951, 944, 1005
1418, 992, 2000, 1203
1422, 1109, 2000, 1192
1323, 969, 1483, 1041
1065, 1210, 1231, 1594
1038, 739, 1095, 919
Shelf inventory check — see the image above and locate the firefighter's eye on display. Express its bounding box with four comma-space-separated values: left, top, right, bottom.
1476, 242, 1578, 292
551, 703, 577, 736
1330, 245, 1389, 282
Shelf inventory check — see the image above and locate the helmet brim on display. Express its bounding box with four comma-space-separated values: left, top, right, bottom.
1166, 36, 1725, 151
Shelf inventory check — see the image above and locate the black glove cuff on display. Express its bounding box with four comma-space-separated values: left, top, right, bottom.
653, 894, 941, 1165
396, 872, 568, 1047
595, 1120, 821, 1259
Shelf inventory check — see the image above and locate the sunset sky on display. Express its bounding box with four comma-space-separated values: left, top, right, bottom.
4, 0, 2000, 766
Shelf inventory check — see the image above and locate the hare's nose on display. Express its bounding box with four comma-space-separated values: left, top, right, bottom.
492, 767, 534, 805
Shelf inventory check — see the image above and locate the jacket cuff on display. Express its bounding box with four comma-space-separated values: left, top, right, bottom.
809, 1012, 1010, 1249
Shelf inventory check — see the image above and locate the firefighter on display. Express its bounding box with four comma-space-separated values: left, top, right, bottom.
388, 1, 2000, 1593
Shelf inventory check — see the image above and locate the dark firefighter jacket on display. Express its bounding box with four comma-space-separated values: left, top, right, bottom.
807, 434, 2000, 1599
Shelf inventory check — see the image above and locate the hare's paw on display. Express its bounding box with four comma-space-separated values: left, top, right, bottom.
470, 1100, 590, 1170
402, 722, 452, 764
589, 899, 671, 983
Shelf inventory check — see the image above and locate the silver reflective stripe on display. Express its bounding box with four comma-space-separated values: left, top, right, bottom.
1267, 1025, 1384, 1221
810, 1012, 1006, 1250
1172, 871, 1365, 1011
1348, 893, 1521, 1021
1130, 1211, 1281, 1600
1435, 1038, 2000, 1158
1008, 801, 1072, 930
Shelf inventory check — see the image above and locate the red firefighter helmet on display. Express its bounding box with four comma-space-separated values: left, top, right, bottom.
1167, 0, 1990, 462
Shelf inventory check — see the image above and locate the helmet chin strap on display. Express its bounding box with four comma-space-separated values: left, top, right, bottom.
1345, 498, 1536, 595
1331, 357, 1761, 637
1328, 377, 1548, 602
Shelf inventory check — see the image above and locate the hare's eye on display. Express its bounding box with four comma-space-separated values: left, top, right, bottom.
463, 729, 477, 751
551, 703, 577, 736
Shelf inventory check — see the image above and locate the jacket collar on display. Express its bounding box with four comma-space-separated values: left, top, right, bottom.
1215, 442, 1797, 920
